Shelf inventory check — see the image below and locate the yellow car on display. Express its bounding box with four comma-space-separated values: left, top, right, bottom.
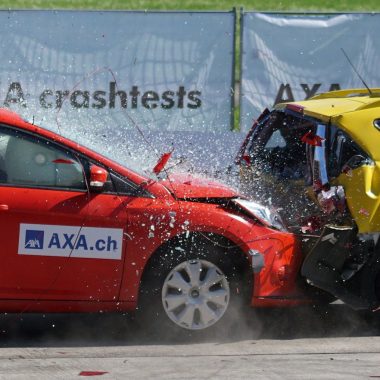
237, 88, 380, 310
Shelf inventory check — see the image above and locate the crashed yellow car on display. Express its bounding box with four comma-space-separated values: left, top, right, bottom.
237, 88, 380, 310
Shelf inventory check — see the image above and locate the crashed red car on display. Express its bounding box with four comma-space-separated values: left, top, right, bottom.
0, 108, 315, 333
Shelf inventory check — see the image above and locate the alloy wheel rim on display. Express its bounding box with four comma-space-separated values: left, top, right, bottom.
162, 259, 230, 330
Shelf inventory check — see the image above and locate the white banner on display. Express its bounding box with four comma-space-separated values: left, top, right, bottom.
0, 10, 234, 134
240, 12, 380, 131
0, 10, 238, 178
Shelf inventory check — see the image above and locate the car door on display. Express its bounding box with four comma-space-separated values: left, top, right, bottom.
0, 125, 127, 301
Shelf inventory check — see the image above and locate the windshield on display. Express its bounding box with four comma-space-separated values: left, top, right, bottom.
239, 110, 320, 225
246, 112, 314, 175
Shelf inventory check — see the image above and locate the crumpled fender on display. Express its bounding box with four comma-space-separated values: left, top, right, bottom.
301, 224, 371, 309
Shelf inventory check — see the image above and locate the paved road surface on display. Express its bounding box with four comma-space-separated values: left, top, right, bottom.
0, 305, 379, 379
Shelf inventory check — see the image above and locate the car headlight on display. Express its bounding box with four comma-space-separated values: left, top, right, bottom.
232, 198, 287, 232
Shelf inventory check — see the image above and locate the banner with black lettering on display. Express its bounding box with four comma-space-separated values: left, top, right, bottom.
0, 10, 237, 175
1, 10, 235, 132
240, 12, 380, 131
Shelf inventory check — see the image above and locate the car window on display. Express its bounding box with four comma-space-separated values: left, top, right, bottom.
249, 112, 313, 181
264, 129, 286, 149
328, 127, 371, 178
0, 127, 86, 190
239, 111, 323, 226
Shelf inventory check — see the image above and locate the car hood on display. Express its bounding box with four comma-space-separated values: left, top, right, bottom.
160, 173, 238, 199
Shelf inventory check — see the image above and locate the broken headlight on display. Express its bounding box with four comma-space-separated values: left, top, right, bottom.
232, 198, 287, 232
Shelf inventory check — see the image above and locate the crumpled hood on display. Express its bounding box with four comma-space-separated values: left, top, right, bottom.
160, 173, 238, 199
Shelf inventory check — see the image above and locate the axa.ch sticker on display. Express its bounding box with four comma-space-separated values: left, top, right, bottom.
18, 224, 123, 260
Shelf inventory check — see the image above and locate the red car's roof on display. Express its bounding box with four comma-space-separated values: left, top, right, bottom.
0, 108, 31, 126
0, 108, 239, 200
0, 108, 151, 188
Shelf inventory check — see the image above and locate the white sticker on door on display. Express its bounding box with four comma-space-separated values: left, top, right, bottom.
18, 223, 123, 260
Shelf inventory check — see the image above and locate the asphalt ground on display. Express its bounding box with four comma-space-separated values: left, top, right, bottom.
0, 304, 379, 379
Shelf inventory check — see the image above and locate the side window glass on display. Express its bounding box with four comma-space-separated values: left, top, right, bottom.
0, 128, 85, 190
329, 128, 371, 178
0, 133, 9, 182
329, 130, 346, 177
110, 172, 152, 197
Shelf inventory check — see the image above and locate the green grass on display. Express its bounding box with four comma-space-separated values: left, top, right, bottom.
1, 0, 380, 11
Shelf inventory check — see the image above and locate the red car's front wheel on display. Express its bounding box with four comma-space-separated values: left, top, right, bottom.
138, 237, 251, 335
161, 259, 230, 330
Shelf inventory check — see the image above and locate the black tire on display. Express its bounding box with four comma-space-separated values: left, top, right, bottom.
137, 235, 251, 339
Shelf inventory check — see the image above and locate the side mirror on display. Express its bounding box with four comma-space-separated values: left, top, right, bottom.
342, 154, 368, 172
89, 165, 108, 191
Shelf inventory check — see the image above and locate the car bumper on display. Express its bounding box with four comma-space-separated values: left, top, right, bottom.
244, 228, 309, 307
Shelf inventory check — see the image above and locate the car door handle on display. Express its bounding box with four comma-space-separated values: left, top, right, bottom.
0, 204, 9, 211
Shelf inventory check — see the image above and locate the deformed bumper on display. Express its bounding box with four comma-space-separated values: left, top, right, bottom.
245, 229, 308, 307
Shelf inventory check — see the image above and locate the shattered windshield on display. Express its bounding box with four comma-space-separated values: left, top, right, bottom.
239, 110, 320, 226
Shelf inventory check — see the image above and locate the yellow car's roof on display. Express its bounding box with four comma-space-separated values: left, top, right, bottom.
275, 88, 380, 160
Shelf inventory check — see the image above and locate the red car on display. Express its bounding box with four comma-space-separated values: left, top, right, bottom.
0, 108, 311, 332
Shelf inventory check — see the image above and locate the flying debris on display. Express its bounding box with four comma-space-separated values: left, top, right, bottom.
301, 130, 324, 147
153, 151, 173, 175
